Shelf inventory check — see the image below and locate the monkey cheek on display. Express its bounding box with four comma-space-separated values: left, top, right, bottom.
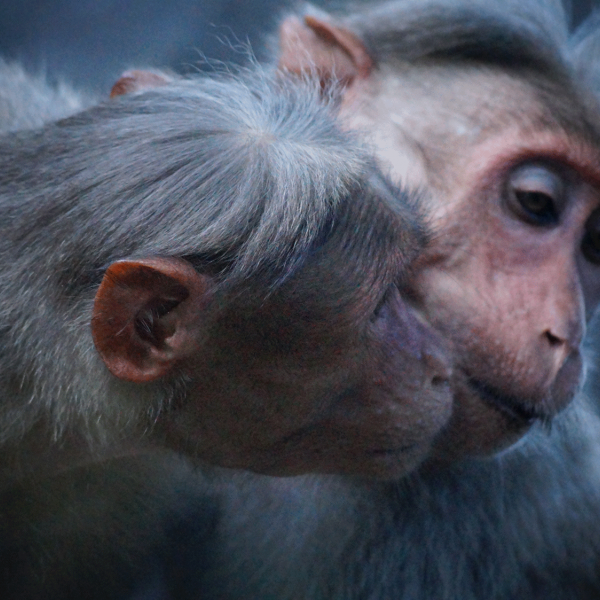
317, 380, 454, 479
241, 373, 455, 479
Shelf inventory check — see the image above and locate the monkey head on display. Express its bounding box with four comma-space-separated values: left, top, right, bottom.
82, 76, 452, 479
278, 4, 600, 460
90, 174, 451, 479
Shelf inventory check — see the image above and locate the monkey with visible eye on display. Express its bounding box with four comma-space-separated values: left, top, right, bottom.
4, 0, 600, 597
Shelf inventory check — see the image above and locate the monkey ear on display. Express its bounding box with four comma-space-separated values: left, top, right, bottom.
110, 69, 173, 98
278, 14, 373, 85
91, 258, 211, 383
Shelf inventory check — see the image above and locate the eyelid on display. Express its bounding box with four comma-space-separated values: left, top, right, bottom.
504, 163, 567, 226
510, 164, 564, 201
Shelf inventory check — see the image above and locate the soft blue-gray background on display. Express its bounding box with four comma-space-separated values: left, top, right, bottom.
0, 0, 597, 93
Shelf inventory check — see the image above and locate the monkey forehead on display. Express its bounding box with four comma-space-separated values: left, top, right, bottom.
340, 64, 543, 189
357, 63, 541, 133
341, 63, 600, 194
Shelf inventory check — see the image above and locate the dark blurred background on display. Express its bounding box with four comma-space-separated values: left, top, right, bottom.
0, 0, 598, 94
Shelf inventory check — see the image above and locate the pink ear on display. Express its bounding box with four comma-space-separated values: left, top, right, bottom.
110, 70, 173, 98
91, 258, 211, 383
278, 14, 373, 86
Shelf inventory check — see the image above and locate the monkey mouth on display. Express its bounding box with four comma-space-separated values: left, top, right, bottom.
467, 350, 582, 425
468, 378, 539, 425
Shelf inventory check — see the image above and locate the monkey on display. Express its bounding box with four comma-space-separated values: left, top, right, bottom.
0, 65, 456, 598
178, 1, 600, 599
5, 1, 600, 597
0, 67, 452, 483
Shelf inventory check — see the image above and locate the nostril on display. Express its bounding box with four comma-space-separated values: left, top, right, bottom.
544, 330, 564, 347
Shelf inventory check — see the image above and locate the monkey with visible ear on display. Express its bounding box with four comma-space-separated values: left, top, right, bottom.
0, 69, 451, 483
0, 65, 453, 598
191, 1, 600, 599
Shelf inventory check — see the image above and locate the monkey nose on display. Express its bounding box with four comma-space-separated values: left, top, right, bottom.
543, 330, 571, 378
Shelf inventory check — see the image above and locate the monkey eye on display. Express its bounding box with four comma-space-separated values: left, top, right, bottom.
582, 210, 600, 264
505, 164, 564, 226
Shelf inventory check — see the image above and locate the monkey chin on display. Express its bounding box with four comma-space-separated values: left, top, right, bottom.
256, 445, 439, 481
426, 353, 583, 467
349, 443, 440, 480
425, 387, 535, 467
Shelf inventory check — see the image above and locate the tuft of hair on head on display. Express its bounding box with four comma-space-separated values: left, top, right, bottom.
306, 0, 570, 76
569, 9, 600, 98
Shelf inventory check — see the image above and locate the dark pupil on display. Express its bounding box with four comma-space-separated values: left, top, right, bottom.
516, 190, 552, 214
589, 231, 600, 248
515, 190, 556, 224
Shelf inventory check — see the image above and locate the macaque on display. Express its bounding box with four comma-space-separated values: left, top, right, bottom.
0, 68, 452, 483
189, 1, 600, 598
0, 63, 453, 597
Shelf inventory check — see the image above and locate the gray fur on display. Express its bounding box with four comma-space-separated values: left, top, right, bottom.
0, 62, 428, 599
202, 403, 600, 599
335, 0, 569, 68
3, 2, 600, 597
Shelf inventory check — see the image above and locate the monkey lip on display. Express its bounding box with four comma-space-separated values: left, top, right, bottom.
468, 379, 539, 424
468, 352, 582, 424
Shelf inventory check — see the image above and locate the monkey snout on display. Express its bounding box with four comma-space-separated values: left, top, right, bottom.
398, 309, 452, 392
384, 285, 450, 349
375, 287, 453, 392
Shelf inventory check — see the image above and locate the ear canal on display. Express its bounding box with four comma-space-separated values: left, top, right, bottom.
278, 14, 373, 85
91, 258, 211, 383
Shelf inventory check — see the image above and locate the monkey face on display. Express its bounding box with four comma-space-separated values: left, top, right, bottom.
416, 135, 600, 458
91, 173, 453, 479
149, 184, 454, 479
161, 277, 452, 479
340, 67, 600, 459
